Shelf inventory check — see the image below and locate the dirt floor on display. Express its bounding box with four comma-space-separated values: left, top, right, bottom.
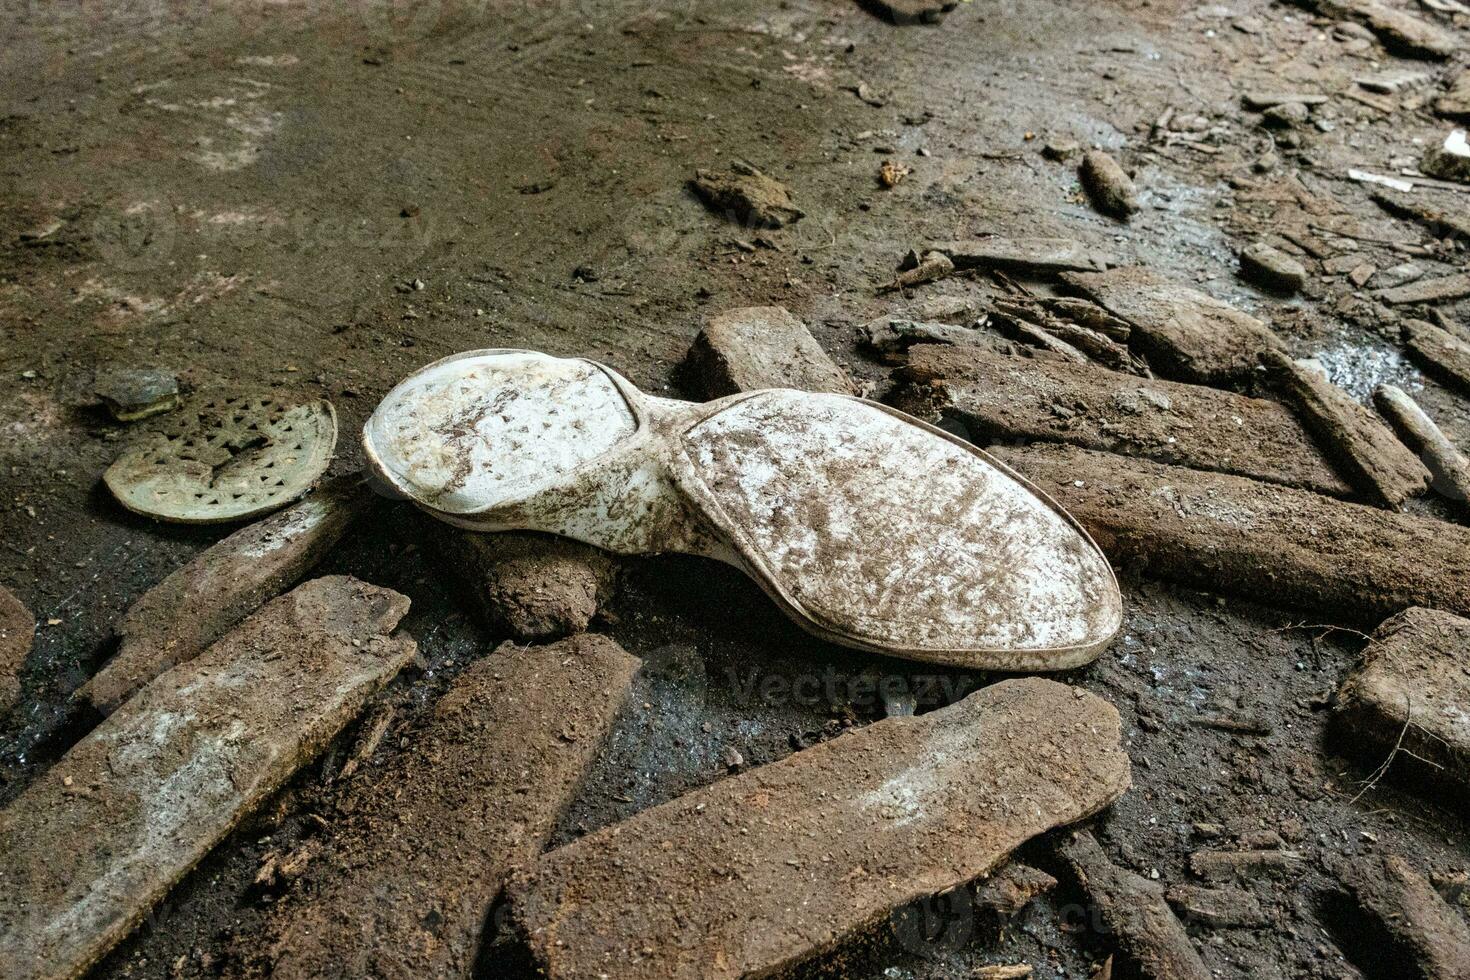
3, 0, 1470, 977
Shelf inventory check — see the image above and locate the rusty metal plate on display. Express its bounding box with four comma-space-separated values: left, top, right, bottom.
364, 349, 1122, 669
104, 393, 337, 524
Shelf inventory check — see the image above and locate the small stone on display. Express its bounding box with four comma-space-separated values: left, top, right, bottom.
1436, 69, 1470, 121
1239, 241, 1307, 294
1241, 91, 1328, 110
1422, 129, 1470, 183
1261, 101, 1310, 128
689, 161, 804, 229
1079, 150, 1139, 219
94, 368, 179, 422
1042, 138, 1080, 161
720, 745, 744, 770
856, 0, 958, 25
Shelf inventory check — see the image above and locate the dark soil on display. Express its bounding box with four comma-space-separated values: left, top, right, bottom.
4, 1, 1470, 978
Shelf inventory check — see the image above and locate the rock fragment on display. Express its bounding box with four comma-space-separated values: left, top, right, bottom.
509, 678, 1131, 980
990, 443, 1470, 620
689, 162, 803, 229
1329, 853, 1470, 978
1422, 128, 1470, 182
885, 248, 955, 291
892, 343, 1352, 497
974, 863, 1058, 917
0, 584, 35, 716
1436, 69, 1470, 121
859, 315, 1010, 363
1313, 0, 1460, 59
94, 368, 179, 422
856, 0, 958, 25
1055, 830, 1209, 980
1368, 187, 1470, 241
1373, 384, 1470, 504
683, 305, 855, 398
1165, 884, 1267, 928
1241, 91, 1329, 109
1079, 150, 1139, 218
1264, 351, 1429, 508
78, 478, 369, 714
927, 237, 1116, 274
1061, 267, 1285, 384
434, 529, 618, 641
1261, 101, 1310, 128
0, 576, 416, 980
1335, 607, 1470, 797
248, 635, 639, 980
1375, 271, 1470, 305
1239, 241, 1307, 294
1402, 317, 1470, 393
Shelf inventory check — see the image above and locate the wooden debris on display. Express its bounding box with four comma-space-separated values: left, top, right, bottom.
1329, 853, 1470, 978
892, 343, 1352, 497
1402, 318, 1470, 393
509, 679, 1131, 980
684, 305, 855, 398
78, 478, 369, 714
249, 635, 639, 980
1373, 384, 1470, 504
0, 576, 416, 980
1061, 267, 1285, 384
1375, 272, 1470, 305
1056, 830, 1209, 980
885, 249, 956, 291
1264, 351, 1429, 508
991, 301, 1151, 376
1189, 849, 1306, 881
974, 863, 1058, 916
1368, 188, 1470, 241
1165, 884, 1268, 928
927, 236, 1116, 274
990, 443, 1470, 620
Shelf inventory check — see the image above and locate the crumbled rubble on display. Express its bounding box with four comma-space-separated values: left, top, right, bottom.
1055, 830, 1210, 980
0, 584, 34, 716
1061, 267, 1284, 384
991, 443, 1470, 620
0, 576, 415, 980
689, 161, 803, 228
1373, 384, 1470, 504
892, 343, 1352, 496
433, 529, 619, 641
246, 635, 639, 979
1335, 607, 1470, 798
1079, 150, 1139, 219
684, 305, 855, 397
1264, 351, 1430, 508
77, 477, 370, 714
509, 678, 1130, 979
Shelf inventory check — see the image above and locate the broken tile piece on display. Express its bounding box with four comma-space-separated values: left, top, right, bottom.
509, 678, 1131, 980
891, 343, 1352, 497
689, 161, 803, 229
249, 635, 639, 980
684, 305, 855, 398
1402, 318, 1470, 393
0, 576, 415, 980
1335, 607, 1470, 797
1329, 853, 1470, 978
1079, 150, 1139, 218
1264, 351, 1429, 508
434, 529, 619, 641
1373, 384, 1470, 504
1062, 267, 1285, 384
1056, 830, 1209, 980
927, 237, 1116, 274
0, 584, 35, 716
991, 443, 1470, 620
78, 478, 370, 715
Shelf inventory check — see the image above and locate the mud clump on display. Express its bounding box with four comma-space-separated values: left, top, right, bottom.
688, 161, 803, 229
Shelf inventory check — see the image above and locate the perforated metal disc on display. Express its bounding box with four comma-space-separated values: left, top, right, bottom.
104, 392, 337, 524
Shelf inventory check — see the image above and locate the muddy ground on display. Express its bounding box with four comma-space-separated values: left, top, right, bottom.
2, 0, 1469, 977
